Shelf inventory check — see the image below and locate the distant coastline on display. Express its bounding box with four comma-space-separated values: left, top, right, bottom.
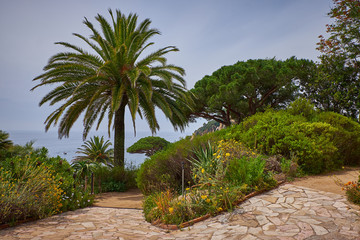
8, 130, 190, 167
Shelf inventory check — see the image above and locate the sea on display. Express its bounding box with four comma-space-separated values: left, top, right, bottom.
7, 130, 192, 167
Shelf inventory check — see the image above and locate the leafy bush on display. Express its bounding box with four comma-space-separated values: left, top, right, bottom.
143, 140, 277, 225
335, 172, 360, 206
0, 156, 63, 224
0, 143, 95, 225
286, 98, 316, 120
231, 110, 345, 174
137, 133, 220, 195
93, 165, 138, 193
60, 188, 94, 211
315, 112, 360, 166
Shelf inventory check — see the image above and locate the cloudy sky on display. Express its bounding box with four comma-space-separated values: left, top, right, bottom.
0, 0, 333, 137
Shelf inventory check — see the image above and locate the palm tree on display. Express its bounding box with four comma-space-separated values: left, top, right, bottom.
75, 136, 113, 166
32, 9, 191, 168
71, 160, 98, 191
0, 130, 13, 151
0, 130, 13, 160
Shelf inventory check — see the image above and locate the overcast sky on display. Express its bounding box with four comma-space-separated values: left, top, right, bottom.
0, 0, 333, 138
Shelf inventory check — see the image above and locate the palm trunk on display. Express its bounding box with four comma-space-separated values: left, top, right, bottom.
84, 175, 88, 192
114, 103, 126, 169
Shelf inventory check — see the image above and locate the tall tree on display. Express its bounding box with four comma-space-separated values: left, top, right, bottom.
190, 58, 314, 126
32, 10, 191, 168
317, 0, 360, 67
304, 0, 360, 119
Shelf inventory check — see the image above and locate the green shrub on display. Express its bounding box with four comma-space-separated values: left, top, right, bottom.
143, 140, 277, 226
93, 165, 138, 193
287, 98, 316, 120
137, 133, 220, 195
0, 156, 63, 224
225, 156, 266, 188
315, 112, 360, 166
338, 172, 360, 206
235, 110, 343, 174
60, 188, 94, 211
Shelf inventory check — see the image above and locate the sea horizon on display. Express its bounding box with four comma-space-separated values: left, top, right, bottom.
7, 129, 192, 167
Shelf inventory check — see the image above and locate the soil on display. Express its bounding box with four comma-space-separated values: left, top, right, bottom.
93, 188, 143, 209
291, 167, 360, 195
93, 167, 360, 209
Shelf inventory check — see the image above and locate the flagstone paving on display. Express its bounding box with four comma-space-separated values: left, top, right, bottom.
1, 184, 360, 239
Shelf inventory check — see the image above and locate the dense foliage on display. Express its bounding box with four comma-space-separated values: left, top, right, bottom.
225, 99, 360, 173
92, 164, 138, 193
138, 99, 360, 196
302, 0, 360, 119
0, 136, 98, 225
143, 140, 277, 225
127, 136, 170, 157
136, 133, 221, 194
0, 144, 94, 225
189, 57, 314, 126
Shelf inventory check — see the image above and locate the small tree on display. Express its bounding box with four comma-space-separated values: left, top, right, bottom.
0, 130, 13, 160
127, 136, 170, 157
74, 136, 113, 166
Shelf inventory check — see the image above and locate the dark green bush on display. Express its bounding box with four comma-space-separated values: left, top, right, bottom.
314, 112, 360, 166
136, 133, 220, 195
93, 165, 138, 193
225, 156, 266, 188
232, 110, 343, 174
286, 98, 316, 120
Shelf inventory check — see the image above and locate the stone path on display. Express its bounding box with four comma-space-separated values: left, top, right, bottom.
1, 184, 360, 239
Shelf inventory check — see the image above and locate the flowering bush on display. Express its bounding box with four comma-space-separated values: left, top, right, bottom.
0, 157, 63, 224
343, 172, 360, 205
60, 188, 94, 211
143, 140, 277, 226
0, 146, 95, 225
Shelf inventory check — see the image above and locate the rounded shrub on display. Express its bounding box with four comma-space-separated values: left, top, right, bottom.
136, 133, 220, 195
314, 111, 360, 166
235, 109, 343, 174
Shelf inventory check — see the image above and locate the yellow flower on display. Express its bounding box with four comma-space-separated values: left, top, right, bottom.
216, 155, 221, 159
169, 207, 174, 214
217, 207, 223, 211
201, 168, 205, 173
209, 178, 212, 180
201, 195, 207, 200
186, 188, 190, 191
206, 199, 211, 203
225, 153, 230, 157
